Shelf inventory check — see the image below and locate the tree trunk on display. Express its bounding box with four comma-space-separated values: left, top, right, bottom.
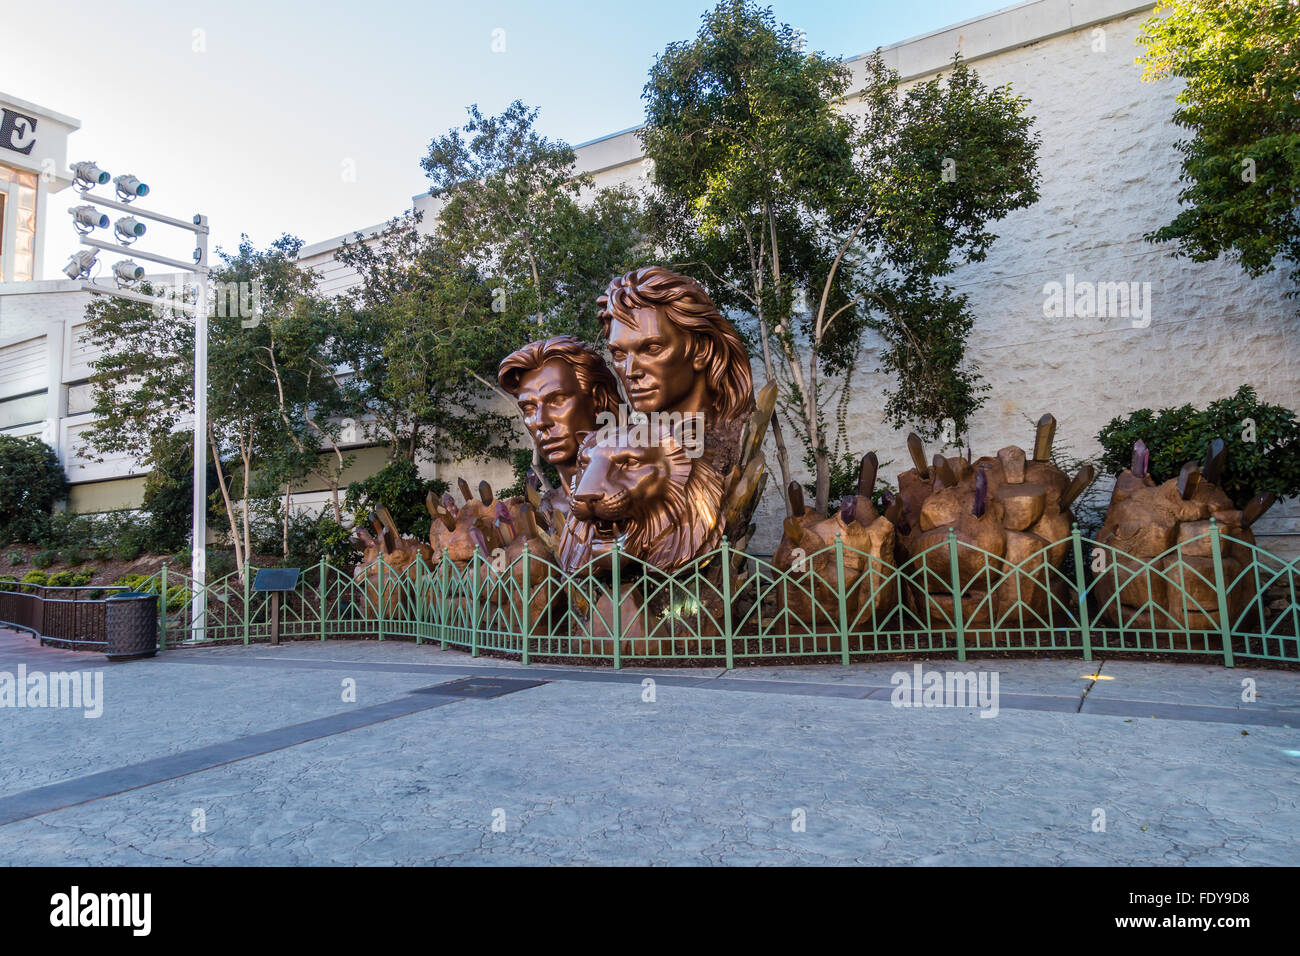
209, 426, 244, 576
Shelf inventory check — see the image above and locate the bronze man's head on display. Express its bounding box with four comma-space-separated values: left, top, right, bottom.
498, 335, 623, 470
597, 265, 753, 423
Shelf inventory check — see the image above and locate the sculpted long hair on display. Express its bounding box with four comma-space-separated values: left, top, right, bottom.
597, 266, 754, 421
497, 335, 623, 419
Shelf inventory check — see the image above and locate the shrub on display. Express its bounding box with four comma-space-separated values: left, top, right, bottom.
1097, 386, 1300, 507
0, 435, 67, 545
20, 570, 48, 586
31, 550, 56, 569
60, 548, 84, 566
46, 569, 92, 588
344, 460, 448, 537
6, 549, 22, 566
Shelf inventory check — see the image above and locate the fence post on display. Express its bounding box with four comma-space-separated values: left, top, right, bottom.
948, 529, 966, 662
1070, 524, 1092, 662
377, 557, 386, 642
470, 553, 480, 658
158, 561, 168, 650
319, 556, 327, 641
1209, 518, 1235, 668
835, 533, 850, 666
611, 539, 623, 670
242, 562, 250, 645
413, 557, 424, 645
439, 554, 449, 650
520, 543, 531, 666
721, 538, 734, 670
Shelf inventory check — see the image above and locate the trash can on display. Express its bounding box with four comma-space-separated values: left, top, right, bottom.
105, 591, 159, 661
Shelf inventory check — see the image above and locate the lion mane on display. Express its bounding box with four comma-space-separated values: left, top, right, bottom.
557, 425, 725, 574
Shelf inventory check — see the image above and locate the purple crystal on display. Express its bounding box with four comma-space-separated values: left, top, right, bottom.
973, 469, 988, 518
1132, 439, 1149, 479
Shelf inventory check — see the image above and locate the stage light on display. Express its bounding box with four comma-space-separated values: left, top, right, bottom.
112, 260, 145, 283
114, 216, 146, 242
63, 249, 98, 280
113, 174, 149, 202
70, 161, 111, 189
69, 204, 110, 233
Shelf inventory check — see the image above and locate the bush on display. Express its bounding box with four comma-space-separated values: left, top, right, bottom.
6, 549, 22, 566
344, 460, 448, 537
31, 550, 56, 569
60, 548, 84, 566
46, 569, 92, 587
21, 570, 47, 586
1097, 386, 1300, 507
0, 435, 67, 545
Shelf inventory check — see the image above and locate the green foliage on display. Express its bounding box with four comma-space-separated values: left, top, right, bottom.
344, 459, 447, 538
1096, 385, 1300, 507
640, 0, 1040, 507
6, 549, 22, 566
114, 572, 191, 612
21, 569, 47, 585
0, 435, 67, 545
46, 569, 93, 587
59, 548, 84, 567
423, 100, 647, 340
140, 430, 220, 554
31, 550, 56, 569
1138, 0, 1300, 302
499, 448, 561, 500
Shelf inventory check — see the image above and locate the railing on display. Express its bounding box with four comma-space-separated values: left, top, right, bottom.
5, 521, 1297, 667
0, 583, 136, 649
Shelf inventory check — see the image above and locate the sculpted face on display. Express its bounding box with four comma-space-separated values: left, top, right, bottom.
606, 306, 708, 416
513, 359, 595, 469
555, 424, 724, 575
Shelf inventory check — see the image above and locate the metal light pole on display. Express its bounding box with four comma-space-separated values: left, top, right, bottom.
65, 165, 210, 638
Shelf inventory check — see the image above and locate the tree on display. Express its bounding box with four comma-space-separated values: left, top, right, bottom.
423, 101, 647, 340
420, 101, 647, 478
641, 0, 1041, 511
1138, 0, 1300, 302
0, 435, 66, 544
80, 235, 338, 575
332, 213, 518, 471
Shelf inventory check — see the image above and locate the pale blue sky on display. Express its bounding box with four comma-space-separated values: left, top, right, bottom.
8, 0, 1015, 277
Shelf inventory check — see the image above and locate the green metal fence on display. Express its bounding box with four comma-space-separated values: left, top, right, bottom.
15, 519, 1292, 668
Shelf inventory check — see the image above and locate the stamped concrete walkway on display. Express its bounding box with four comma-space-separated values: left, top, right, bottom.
0, 627, 1297, 865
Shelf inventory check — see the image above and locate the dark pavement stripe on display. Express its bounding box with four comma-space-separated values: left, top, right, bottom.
0, 694, 460, 827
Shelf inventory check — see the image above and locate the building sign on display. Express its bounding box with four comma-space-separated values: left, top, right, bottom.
0, 109, 37, 156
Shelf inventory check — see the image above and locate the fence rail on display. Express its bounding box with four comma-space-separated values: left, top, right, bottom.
0, 584, 136, 649
3, 522, 1296, 667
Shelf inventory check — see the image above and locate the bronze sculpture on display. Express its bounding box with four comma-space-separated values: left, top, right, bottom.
1094, 438, 1275, 634
892, 416, 1095, 636
498, 335, 623, 513
769, 454, 898, 647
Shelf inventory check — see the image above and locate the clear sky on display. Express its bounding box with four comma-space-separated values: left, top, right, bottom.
8, 0, 1015, 277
